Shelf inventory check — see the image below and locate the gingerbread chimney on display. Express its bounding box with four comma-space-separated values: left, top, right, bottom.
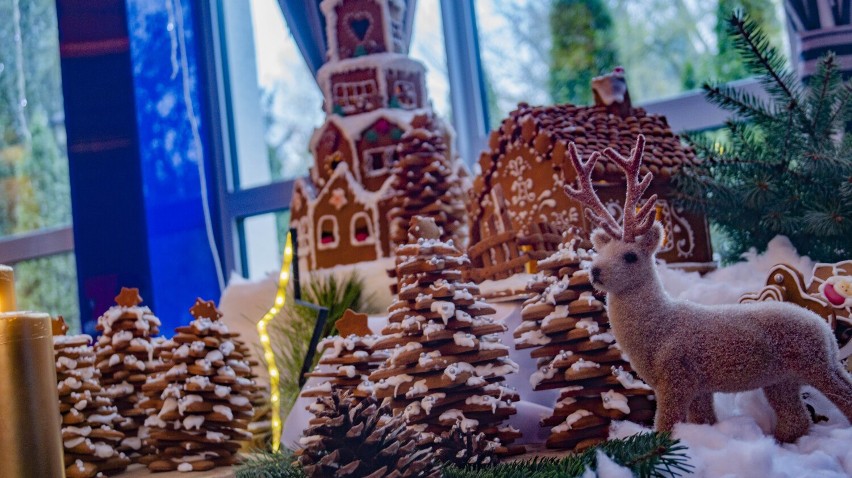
592, 66, 632, 117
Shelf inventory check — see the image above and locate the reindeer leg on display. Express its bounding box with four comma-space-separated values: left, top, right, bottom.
764, 381, 809, 443
687, 393, 716, 425
810, 366, 852, 423
654, 387, 690, 432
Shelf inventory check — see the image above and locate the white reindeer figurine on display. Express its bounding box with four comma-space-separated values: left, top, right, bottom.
563, 135, 852, 442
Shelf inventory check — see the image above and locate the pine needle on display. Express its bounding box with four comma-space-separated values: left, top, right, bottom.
443, 432, 693, 478
236, 450, 305, 478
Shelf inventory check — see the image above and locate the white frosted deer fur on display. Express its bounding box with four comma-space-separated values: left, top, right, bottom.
564, 135, 852, 442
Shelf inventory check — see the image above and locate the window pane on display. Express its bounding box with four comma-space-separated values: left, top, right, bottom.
0, 0, 71, 234
475, 0, 787, 125
242, 210, 291, 280
14, 252, 80, 334
410, 0, 452, 120
224, 0, 324, 189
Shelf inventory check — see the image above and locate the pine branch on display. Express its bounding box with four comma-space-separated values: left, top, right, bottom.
727, 12, 799, 103
443, 432, 693, 478
701, 82, 774, 122
236, 450, 305, 478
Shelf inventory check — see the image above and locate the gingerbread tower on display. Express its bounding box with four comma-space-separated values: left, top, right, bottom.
54, 317, 131, 477
143, 299, 255, 472
515, 239, 655, 451
369, 217, 522, 455
93, 288, 167, 461
290, 0, 467, 273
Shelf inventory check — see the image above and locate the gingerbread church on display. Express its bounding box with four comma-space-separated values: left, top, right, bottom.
469, 68, 714, 282
291, 0, 464, 272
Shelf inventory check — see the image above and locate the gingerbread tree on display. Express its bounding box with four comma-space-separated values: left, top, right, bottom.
142, 298, 255, 472
232, 336, 271, 449
388, 114, 468, 248
301, 309, 388, 405
514, 240, 655, 451
93, 287, 166, 461
370, 216, 522, 456
54, 316, 132, 478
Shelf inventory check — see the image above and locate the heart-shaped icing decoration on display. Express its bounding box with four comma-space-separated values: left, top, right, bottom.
349, 17, 371, 40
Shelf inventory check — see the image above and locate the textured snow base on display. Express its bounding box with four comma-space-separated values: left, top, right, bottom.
589, 236, 851, 478
603, 389, 852, 478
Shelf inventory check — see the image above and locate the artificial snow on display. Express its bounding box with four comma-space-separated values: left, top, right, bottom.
607, 388, 852, 478
276, 235, 852, 474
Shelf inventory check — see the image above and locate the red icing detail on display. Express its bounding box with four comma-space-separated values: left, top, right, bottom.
375, 119, 391, 134
321, 235, 335, 245
823, 284, 846, 306
355, 232, 369, 242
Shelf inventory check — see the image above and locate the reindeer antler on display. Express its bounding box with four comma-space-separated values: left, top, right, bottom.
562, 142, 622, 239
602, 135, 658, 242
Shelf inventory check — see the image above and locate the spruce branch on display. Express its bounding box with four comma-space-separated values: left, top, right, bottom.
677, 12, 852, 262
236, 450, 305, 478
443, 432, 692, 478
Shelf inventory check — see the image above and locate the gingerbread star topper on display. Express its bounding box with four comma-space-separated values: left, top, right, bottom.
190, 297, 221, 321
336, 308, 372, 337
51, 315, 68, 336
115, 287, 143, 307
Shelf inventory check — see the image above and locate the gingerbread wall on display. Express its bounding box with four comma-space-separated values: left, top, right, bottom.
385, 67, 424, 110
332, 0, 388, 59
312, 122, 357, 188
329, 68, 383, 115
356, 117, 407, 191
312, 172, 380, 270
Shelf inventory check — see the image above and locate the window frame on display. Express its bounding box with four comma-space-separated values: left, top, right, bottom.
0, 226, 74, 265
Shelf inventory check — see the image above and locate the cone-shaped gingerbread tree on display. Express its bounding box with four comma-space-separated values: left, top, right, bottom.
301, 309, 388, 406
514, 239, 655, 451
93, 287, 166, 461
143, 298, 255, 472
388, 114, 468, 247
54, 316, 132, 478
370, 216, 522, 457
232, 335, 271, 449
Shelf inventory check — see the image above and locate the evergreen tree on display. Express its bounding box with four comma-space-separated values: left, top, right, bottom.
675, 12, 852, 262
548, 0, 617, 105
713, 0, 783, 82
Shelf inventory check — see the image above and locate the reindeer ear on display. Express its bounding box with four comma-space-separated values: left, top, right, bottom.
590, 228, 613, 250
638, 222, 663, 254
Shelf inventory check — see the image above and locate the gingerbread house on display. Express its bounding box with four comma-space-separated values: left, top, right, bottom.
470, 69, 713, 281
291, 0, 459, 272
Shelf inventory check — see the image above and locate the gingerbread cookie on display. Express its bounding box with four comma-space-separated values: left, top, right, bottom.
54, 317, 131, 477
368, 216, 522, 456
92, 288, 171, 462
514, 240, 655, 451
143, 298, 255, 472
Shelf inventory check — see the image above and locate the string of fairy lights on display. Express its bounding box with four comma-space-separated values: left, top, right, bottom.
257, 231, 294, 451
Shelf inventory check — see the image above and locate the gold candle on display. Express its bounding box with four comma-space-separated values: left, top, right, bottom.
0, 311, 65, 477
0, 265, 15, 313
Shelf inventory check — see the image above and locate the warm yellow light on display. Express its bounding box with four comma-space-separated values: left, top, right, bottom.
0, 265, 16, 313
256, 231, 294, 451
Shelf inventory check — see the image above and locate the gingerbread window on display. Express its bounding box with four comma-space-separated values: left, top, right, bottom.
350, 212, 374, 245
333, 79, 377, 114
363, 146, 396, 177
317, 215, 339, 250
392, 79, 416, 109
